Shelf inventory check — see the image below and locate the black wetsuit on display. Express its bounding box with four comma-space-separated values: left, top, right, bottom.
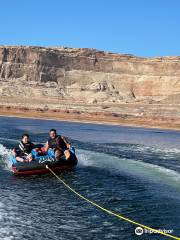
14, 141, 34, 157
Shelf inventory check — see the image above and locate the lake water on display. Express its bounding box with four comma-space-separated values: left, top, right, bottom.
0, 116, 180, 240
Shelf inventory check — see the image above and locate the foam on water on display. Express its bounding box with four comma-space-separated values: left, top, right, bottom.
134, 144, 180, 159
108, 143, 180, 158
0, 144, 12, 171
0, 137, 19, 143
76, 149, 180, 191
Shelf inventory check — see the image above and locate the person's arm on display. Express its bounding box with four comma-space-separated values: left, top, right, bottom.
61, 136, 71, 149
44, 141, 49, 152
16, 156, 26, 162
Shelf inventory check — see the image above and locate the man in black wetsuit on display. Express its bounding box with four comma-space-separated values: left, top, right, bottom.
12, 134, 34, 162
44, 129, 71, 160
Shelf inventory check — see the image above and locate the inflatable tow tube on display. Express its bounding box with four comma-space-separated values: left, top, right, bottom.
11, 147, 78, 175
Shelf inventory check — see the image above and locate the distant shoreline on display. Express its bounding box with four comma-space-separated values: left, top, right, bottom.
0, 106, 180, 131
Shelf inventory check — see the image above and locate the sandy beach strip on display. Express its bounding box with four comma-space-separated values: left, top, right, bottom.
0, 106, 180, 131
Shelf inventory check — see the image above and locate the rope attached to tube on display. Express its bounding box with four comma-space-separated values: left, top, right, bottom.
46, 165, 180, 240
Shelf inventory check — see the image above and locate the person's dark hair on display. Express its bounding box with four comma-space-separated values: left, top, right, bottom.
49, 129, 56, 133
21, 133, 30, 139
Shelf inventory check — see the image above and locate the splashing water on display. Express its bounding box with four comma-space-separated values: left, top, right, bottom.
0, 144, 12, 171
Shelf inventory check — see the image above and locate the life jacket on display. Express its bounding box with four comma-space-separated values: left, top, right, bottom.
17, 141, 34, 156
48, 135, 67, 151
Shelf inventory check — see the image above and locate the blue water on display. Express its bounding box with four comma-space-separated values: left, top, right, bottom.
0, 116, 180, 240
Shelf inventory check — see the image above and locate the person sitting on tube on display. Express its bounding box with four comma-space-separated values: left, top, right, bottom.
44, 129, 71, 161
12, 134, 34, 163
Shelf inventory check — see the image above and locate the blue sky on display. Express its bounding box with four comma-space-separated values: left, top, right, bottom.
0, 0, 179, 57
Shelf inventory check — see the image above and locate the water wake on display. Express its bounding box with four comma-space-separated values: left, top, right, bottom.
76, 149, 180, 191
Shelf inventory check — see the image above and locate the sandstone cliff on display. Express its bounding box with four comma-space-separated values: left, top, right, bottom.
0, 46, 180, 129
0, 46, 180, 104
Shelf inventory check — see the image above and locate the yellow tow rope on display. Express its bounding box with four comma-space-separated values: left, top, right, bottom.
46, 165, 180, 240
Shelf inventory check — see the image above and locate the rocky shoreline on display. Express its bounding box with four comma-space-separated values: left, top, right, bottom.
0, 103, 180, 130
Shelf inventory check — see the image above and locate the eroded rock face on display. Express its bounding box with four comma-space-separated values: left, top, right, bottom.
0, 46, 180, 103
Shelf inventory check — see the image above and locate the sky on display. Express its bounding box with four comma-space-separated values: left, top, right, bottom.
0, 0, 179, 57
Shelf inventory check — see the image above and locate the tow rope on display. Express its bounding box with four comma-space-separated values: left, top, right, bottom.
46, 165, 180, 240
